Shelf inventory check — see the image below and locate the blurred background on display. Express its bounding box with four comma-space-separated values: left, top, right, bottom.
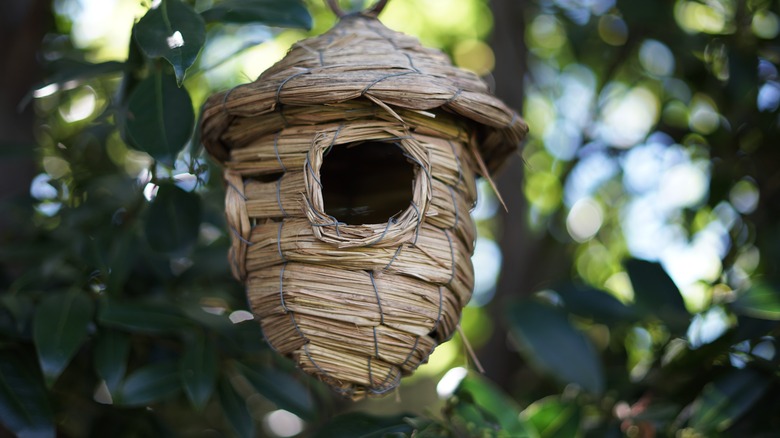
1, 0, 779, 436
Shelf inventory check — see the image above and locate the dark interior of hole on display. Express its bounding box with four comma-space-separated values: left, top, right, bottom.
251, 171, 284, 183
320, 141, 415, 225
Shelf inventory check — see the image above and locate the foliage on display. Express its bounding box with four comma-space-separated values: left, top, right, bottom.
1, 0, 780, 437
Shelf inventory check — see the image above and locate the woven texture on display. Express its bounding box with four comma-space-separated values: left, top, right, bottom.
200, 14, 527, 399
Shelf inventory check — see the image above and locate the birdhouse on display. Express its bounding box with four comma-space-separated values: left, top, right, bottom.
199, 2, 527, 399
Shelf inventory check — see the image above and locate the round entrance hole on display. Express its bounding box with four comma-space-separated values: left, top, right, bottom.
319, 141, 415, 225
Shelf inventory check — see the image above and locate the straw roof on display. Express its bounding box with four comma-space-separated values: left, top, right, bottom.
200, 14, 528, 174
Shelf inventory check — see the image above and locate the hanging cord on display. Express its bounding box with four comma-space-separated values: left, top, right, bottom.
326, 0, 389, 18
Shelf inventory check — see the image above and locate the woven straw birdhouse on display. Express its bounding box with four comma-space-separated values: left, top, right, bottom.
200, 3, 527, 399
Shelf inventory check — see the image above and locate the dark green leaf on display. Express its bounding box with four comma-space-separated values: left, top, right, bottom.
219, 320, 268, 355
732, 316, 779, 343
444, 391, 506, 436
123, 70, 195, 165
507, 300, 604, 394
626, 259, 689, 332
201, 0, 312, 29
145, 183, 202, 253
117, 362, 181, 406
41, 60, 125, 88
0, 294, 34, 338
32, 292, 94, 387
218, 375, 255, 438
94, 329, 131, 394
234, 362, 316, 421
180, 333, 217, 411
556, 284, 638, 325
134, 0, 205, 83
0, 350, 55, 438
105, 230, 140, 294
690, 368, 771, 433
313, 412, 414, 438
97, 298, 193, 334
731, 283, 780, 320
456, 374, 529, 436
18, 60, 126, 110
0, 306, 16, 340
521, 396, 581, 438
181, 303, 235, 334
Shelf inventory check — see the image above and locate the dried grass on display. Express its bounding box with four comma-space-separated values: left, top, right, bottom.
200, 13, 526, 399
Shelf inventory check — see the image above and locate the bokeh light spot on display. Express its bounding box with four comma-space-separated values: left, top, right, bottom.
42, 156, 71, 179
470, 237, 502, 306
263, 410, 304, 438
453, 39, 495, 76
658, 163, 709, 209
752, 10, 780, 39
544, 120, 581, 160
639, 39, 675, 76
674, 1, 731, 34
689, 94, 720, 134
436, 367, 468, 399
566, 198, 604, 242
757, 82, 780, 112
687, 306, 730, 349
597, 85, 659, 148
662, 100, 690, 128
525, 172, 563, 214
59, 86, 98, 123
529, 15, 566, 55
729, 178, 759, 214
30, 174, 59, 200
598, 15, 628, 46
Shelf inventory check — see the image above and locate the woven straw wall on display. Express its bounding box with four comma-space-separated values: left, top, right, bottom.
200, 14, 527, 399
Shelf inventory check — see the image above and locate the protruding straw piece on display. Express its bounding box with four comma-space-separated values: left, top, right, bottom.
326, 0, 389, 18
457, 324, 485, 374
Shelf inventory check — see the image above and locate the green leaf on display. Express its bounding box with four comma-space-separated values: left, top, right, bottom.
180, 333, 217, 411
0, 350, 55, 438
145, 183, 202, 253
507, 300, 604, 394
32, 292, 94, 387
313, 412, 414, 438
456, 374, 529, 436
134, 0, 205, 83
690, 368, 771, 433
0, 294, 34, 338
233, 362, 316, 421
731, 283, 780, 320
97, 298, 193, 334
117, 362, 181, 406
42, 60, 126, 88
556, 284, 638, 325
521, 396, 581, 438
20, 60, 126, 109
105, 230, 140, 294
626, 259, 689, 332
181, 303, 235, 334
94, 329, 131, 394
218, 375, 255, 438
201, 0, 312, 29
123, 70, 195, 165
443, 391, 518, 437
219, 320, 268, 355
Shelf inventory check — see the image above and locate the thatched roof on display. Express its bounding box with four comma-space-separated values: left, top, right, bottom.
200, 14, 527, 174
